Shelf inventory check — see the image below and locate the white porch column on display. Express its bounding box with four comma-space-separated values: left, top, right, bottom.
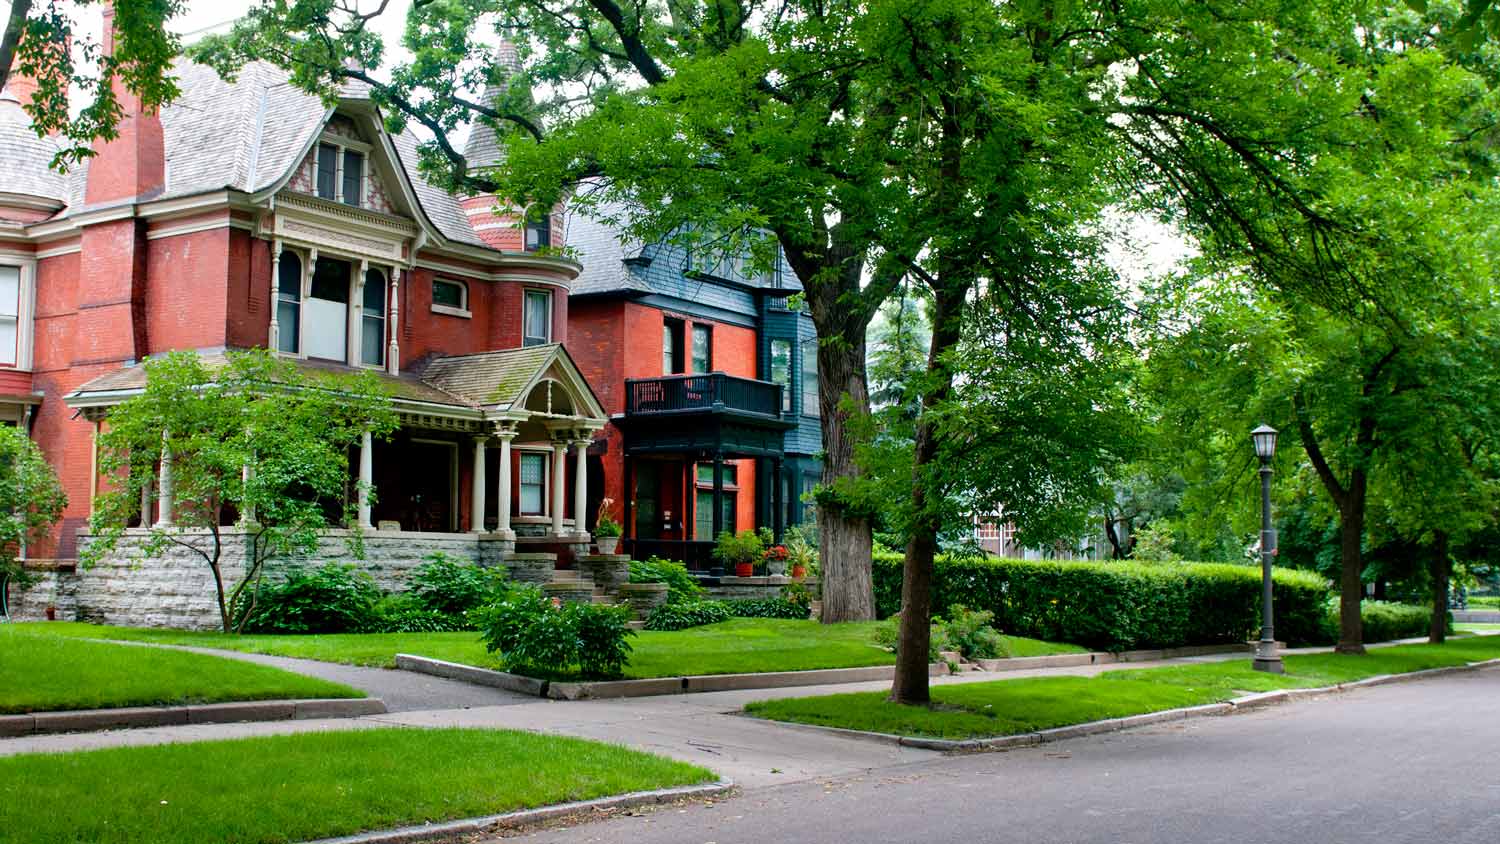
551, 438, 567, 537
269, 240, 281, 353
470, 434, 489, 533
139, 473, 153, 526
239, 460, 256, 525
496, 427, 516, 537
573, 436, 590, 537
154, 432, 174, 528
387, 268, 401, 375
357, 430, 374, 529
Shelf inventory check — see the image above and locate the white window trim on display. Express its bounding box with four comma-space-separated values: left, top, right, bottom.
276, 249, 397, 370
516, 447, 552, 517
431, 278, 471, 319
274, 247, 305, 357
358, 266, 387, 370
523, 288, 553, 345
0, 257, 36, 371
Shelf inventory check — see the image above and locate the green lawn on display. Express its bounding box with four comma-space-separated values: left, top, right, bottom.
746, 635, 1500, 740
0, 626, 361, 714
0, 728, 714, 844
16, 619, 1083, 679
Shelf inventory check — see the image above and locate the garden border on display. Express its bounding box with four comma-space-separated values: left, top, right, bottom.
394, 643, 1255, 701
0, 697, 387, 737
743, 657, 1500, 752
299, 779, 735, 844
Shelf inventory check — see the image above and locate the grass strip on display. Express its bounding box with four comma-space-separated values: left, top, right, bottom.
746, 635, 1500, 740
16, 619, 1083, 678
0, 727, 714, 844
0, 627, 361, 714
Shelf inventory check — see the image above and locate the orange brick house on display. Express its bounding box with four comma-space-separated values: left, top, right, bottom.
0, 23, 607, 589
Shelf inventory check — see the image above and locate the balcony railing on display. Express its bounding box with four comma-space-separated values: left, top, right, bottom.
625, 372, 783, 418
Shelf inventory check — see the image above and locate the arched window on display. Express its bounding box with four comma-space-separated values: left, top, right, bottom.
361, 268, 386, 367
277, 251, 302, 354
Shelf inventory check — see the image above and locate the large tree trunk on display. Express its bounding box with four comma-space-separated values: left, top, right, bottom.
1334, 494, 1366, 654
810, 282, 876, 623
891, 286, 966, 705
1429, 530, 1450, 644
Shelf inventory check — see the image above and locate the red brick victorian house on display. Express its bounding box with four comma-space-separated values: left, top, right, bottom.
0, 27, 607, 581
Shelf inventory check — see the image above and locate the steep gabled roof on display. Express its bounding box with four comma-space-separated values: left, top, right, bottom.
420, 343, 605, 417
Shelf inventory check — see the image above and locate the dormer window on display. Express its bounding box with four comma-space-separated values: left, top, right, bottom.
524, 214, 551, 251
313, 136, 366, 207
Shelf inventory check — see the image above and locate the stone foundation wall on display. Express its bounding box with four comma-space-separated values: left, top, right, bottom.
705, 576, 815, 601
6, 529, 500, 631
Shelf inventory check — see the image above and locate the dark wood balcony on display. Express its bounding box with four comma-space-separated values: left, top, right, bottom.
625, 372, 784, 420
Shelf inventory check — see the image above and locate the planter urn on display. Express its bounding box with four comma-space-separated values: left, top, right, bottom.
596, 536, 620, 555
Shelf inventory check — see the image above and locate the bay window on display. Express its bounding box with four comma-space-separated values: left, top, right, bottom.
0, 266, 18, 367
305, 258, 351, 361
276, 252, 303, 354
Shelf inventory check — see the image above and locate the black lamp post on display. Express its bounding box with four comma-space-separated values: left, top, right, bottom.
1251, 424, 1284, 674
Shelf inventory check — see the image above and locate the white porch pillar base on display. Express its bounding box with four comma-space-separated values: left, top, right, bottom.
357, 430, 374, 529
471, 434, 489, 533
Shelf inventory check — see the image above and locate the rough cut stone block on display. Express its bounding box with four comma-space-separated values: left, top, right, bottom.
541, 581, 595, 605
577, 554, 630, 592
0, 714, 36, 737
293, 698, 388, 719
33, 706, 185, 733
616, 582, 669, 615
505, 553, 557, 584
186, 701, 297, 724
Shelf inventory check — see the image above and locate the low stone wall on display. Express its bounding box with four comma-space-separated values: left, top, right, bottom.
705, 576, 816, 601
7, 529, 496, 631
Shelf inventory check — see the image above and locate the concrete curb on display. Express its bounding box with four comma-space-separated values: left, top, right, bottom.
0, 697, 386, 737
394, 653, 928, 700
298, 779, 735, 844
744, 657, 1500, 753
396, 643, 1254, 701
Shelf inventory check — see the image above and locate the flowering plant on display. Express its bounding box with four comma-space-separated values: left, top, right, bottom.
763, 544, 789, 562
594, 498, 623, 537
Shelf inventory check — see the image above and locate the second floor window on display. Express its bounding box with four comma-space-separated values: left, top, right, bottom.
770, 339, 791, 413
342, 150, 363, 207
663, 319, 684, 374
524, 214, 551, 251
276, 252, 302, 354
690, 325, 712, 373
432, 279, 467, 311
361, 269, 385, 367
523, 290, 552, 346
316, 144, 337, 200
802, 338, 820, 416
0, 265, 18, 366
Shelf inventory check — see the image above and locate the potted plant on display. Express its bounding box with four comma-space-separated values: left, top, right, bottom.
714, 529, 764, 578
785, 526, 818, 580
763, 543, 789, 577
593, 498, 622, 554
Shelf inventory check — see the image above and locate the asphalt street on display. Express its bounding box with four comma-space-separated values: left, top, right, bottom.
510, 669, 1500, 844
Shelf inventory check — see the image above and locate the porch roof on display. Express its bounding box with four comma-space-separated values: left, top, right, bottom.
65, 346, 607, 428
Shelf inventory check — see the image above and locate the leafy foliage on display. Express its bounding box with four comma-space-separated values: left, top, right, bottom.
643, 600, 733, 632
712, 530, 766, 568
628, 557, 704, 605
724, 597, 810, 621
366, 595, 465, 634
474, 585, 635, 680
942, 605, 1007, 661
240, 564, 381, 635
406, 553, 505, 621
0, 426, 67, 604
1352, 601, 1442, 643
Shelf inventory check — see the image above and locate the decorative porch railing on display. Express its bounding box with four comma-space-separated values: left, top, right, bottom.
624, 373, 783, 418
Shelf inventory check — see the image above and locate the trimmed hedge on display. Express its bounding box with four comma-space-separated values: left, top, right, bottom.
1355, 600, 1438, 643
872, 552, 1332, 652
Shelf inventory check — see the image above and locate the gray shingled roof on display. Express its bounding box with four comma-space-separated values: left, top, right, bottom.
3, 58, 487, 248
419, 343, 559, 408
462, 42, 523, 172
0, 91, 67, 204
566, 211, 654, 296
67, 350, 476, 409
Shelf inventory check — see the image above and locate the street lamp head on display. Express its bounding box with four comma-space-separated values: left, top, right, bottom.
1251, 424, 1278, 462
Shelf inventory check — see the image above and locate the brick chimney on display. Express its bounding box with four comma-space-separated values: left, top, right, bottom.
83, 3, 165, 204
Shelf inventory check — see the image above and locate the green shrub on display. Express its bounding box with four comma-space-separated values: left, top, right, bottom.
724, 597, 810, 620
407, 552, 506, 621
241, 564, 381, 634
874, 613, 950, 662
645, 600, 733, 631
629, 557, 705, 605
871, 552, 1332, 651
943, 605, 1008, 660
713, 529, 766, 568
473, 585, 635, 680
1351, 600, 1437, 643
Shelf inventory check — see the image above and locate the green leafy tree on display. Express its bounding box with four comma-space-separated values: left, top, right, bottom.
0, 425, 67, 619
1, 0, 184, 168
84, 350, 396, 633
